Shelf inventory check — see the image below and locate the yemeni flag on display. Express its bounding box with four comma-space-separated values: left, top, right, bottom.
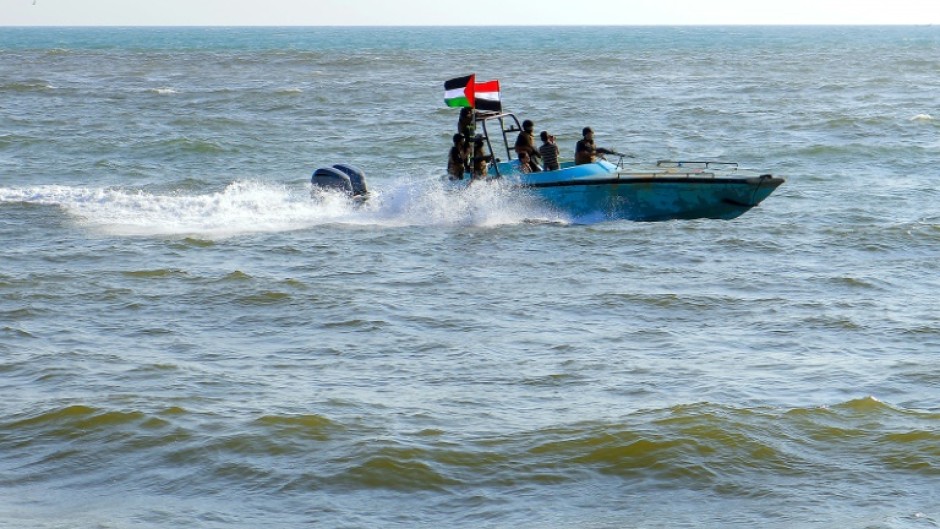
474, 79, 501, 112
444, 74, 475, 108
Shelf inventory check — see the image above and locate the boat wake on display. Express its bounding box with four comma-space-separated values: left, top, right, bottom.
0, 177, 568, 238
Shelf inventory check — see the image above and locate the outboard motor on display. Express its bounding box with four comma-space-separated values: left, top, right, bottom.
332, 164, 368, 197
311, 164, 369, 200
312, 166, 354, 195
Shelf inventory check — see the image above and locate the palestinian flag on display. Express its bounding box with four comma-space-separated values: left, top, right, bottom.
474, 79, 501, 112
444, 74, 475, 108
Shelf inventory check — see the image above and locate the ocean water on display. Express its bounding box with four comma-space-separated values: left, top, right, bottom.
1, 26, 939, 528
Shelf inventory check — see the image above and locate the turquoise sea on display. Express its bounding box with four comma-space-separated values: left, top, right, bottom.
1, 26, 939, 528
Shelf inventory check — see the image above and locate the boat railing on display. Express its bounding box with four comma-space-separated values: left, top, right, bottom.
656, 160, 739, 170
616, 169, 722, 179
474, 111, 525, 177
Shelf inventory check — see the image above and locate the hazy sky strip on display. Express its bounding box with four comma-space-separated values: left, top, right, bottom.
4, 0, 939, 26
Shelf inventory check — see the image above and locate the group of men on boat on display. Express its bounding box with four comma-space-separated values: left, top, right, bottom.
447, 108, 615, 180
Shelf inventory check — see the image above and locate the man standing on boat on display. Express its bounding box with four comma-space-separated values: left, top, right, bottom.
575, 127, 615, 165
457, 107, 475, 142
539, 131, 560, 171
471, 135, 493, 179
514, 119, 542, 172
447, 133, 469, 180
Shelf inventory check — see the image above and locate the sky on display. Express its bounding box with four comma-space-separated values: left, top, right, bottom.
3, 0, 939, 26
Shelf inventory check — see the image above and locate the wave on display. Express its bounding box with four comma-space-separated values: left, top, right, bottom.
152, 137, 228, 154
3, 398, 936, 494
0, 80, 55, 93
0, 178, 566, 238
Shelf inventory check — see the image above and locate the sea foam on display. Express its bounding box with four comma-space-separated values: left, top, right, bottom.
0, 178, 566, 239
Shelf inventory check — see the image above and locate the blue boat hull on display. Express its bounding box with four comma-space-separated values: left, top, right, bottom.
491, 160, 784, 221
526, 173, 783, 221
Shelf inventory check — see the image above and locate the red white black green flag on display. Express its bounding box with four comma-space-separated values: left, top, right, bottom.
444, 74, 475, 108
444, 75, 502, 112
473, 79, 501, 112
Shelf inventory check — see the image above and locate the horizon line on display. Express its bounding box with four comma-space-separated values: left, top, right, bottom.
1, 23, 937, 28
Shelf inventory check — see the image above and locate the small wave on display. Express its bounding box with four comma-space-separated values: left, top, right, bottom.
122, 268, 190, 279
0, 80, 54, 92
336, 453, 458, 491
0, 307, 50, 320
155, 137, 227, 154
149, 87, 178, 95
255, 413, 338, 432
3, 326, 36, 340
910, 114, 934, 122
0, 133, 45, 150
236, 291, 292, 305
221, 270, 252, 281
5, 405, 159, 435
9, 404, 99, 428
831, 395, 893, 413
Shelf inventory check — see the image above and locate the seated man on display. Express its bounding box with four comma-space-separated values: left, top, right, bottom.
518, 151, 534, 174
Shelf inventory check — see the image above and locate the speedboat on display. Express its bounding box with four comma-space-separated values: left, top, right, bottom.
451, 111, 785, 221
310, 110, 784, 221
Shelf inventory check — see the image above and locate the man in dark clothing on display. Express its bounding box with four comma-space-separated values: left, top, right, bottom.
575, 127, 614, 165
457, 107, 475, 141
514, 119, 542, 172
447, 133, 469, 180
472, 136, 493, 179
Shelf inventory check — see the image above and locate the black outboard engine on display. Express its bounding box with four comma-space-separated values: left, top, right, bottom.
332, 164, 368, 197
311, 164, 369, 200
